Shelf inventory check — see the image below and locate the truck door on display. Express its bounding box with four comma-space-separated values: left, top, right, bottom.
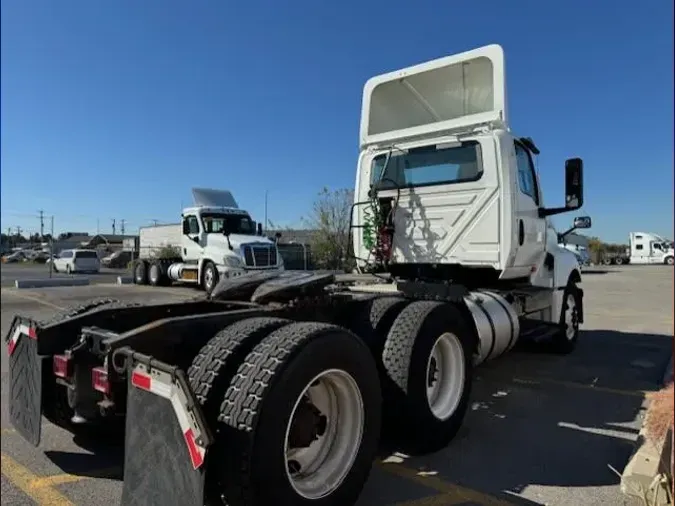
181, 214, 203, 263
649, 241, 663, 264
512, 141, 546, 271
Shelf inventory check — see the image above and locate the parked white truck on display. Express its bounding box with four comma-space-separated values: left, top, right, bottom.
601, 232, 674, 265
626, 232, 674, 265
132, 188, 284, 293
7, 44, 591, 506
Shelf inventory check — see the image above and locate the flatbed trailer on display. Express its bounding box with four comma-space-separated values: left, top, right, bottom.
6, 269, 583, 506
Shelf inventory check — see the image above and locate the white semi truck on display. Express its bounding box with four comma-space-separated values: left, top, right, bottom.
7, 44, 590, 506
132, 188, 284, 293
601, 232, 674, 265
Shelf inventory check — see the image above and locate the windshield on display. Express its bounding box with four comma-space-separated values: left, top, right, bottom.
371, 141, 483, 190
201, 213, 256, 235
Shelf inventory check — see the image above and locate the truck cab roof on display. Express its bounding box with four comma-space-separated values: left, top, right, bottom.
182, 206, 248, 216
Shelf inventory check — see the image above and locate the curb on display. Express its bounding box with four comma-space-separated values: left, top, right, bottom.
15, 278, 90, 289
621, 390, 673, 505
117, 276, 133, 285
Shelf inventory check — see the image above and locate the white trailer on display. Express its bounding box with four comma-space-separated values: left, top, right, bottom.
132, 188, 284, 293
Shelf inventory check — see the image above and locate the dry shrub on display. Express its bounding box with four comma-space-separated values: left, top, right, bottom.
645, 381, 674, 501
645, 382, 674, 445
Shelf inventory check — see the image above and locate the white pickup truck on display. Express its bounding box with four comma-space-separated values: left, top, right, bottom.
133, 188, 284, 293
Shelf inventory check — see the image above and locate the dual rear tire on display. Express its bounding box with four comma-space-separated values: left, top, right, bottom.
187, 300, 475, 505
188, 318, 381, 506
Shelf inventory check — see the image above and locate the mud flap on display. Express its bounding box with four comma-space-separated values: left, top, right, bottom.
6, 317, 43, 447
121, 354, 212, 506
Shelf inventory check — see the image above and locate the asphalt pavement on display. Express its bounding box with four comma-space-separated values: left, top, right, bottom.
0, 263, 129, 287
0, 266, 673, 506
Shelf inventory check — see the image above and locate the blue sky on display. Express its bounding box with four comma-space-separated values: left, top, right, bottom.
1, 0, 673, 243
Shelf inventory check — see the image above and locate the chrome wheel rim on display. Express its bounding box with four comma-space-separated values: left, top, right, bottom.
426, 332, 465, 421
284, 369, 364, 499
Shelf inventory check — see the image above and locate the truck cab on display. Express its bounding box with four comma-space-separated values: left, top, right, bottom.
629, 232, 675, 265
135, 189, 284, 293
353, 44, 587, 291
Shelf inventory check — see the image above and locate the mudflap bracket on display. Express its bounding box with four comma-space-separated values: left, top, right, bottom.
117, 348, 213, 506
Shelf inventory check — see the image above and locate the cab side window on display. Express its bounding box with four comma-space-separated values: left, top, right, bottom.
515, 143, 539, 205
182, 215, 200, 235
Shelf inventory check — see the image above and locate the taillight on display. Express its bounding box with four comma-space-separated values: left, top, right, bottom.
53, 355, 72, 379
92, 367, 109, 394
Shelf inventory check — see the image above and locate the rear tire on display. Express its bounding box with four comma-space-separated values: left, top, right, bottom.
187, 317, 291, 423
216, 322, 381, 506
133, 260, 147, 285
666, 256, 674, 266
381, 300, 473, 454
348, 296, 409, 358
148, 261, 163, 286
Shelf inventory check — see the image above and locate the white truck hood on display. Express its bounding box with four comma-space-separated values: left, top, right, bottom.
360, 44, 506, 149
208, 234, 275, 251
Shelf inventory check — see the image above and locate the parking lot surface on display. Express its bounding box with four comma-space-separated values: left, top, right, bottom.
1, 266, 673, 506
0, 263, 130, 288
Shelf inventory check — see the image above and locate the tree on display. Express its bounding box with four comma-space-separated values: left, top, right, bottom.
303, 187, 355, 271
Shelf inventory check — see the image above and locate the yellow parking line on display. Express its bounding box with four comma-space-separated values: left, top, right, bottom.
378, 461, 516, 506
513, 376, 649, 397
30, 466, 121, 488
1, 289, 65, 311
1, 453, 75, 506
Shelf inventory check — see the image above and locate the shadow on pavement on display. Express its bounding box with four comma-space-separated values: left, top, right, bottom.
380, 329, 672, 503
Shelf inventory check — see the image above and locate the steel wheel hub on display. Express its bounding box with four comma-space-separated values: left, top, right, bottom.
426, 332, 465, 421
284, 369, 364, 499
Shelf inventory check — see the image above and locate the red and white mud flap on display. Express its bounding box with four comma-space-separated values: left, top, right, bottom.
120, 354, 213, 506
5, 316, 44, 446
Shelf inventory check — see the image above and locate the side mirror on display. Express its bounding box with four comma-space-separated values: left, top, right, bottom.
564, 158, 583, 210
191, 236, 200, 243
573, 216, 591, 229
539, 157, 584, 218
257, 223, 263, 236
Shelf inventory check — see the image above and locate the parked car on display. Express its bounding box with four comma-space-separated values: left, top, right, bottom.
100, 250, 132, 269
52, 249, 100, 274
2, 251, 26, 263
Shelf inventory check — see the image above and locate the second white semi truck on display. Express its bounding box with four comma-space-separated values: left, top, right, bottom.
132, 188, 284, 293
601, 232, 674, 265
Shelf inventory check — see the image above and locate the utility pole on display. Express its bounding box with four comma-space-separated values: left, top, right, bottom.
120, 219, 126, 235
38, 210, 45, 240
16, 226, 22, 241
151, 219, 159, 226
264, 190, 268, 233
112, 219, 116, 235
49, 215, 54, 278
